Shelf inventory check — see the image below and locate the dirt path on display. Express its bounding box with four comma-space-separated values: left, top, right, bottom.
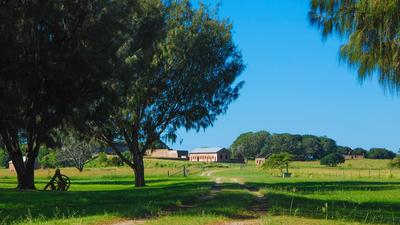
110, 170, 267, 225
109, 220, 146, 225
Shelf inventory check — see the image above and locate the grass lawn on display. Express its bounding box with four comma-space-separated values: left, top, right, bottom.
214, 162, 400, 224
0, 159, 400, 225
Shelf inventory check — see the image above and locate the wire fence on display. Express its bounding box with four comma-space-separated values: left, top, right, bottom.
167, 165, 207, 177
266, 167, 400, 179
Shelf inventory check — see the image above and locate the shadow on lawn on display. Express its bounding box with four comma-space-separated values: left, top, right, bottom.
244, 180, 400, 225
1, 179, 400, 224
250, 180, 400, 193
70, 178, 173, 186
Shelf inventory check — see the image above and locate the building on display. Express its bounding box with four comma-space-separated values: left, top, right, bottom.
176, 150, 189, 159
8, 161, 15, 172
8, 156, 40, 172
343, 154, 365, 160
145, 149, 188, 159
189, 147, 231, 162
255, 153, 271, 166
255, 157, 266, 166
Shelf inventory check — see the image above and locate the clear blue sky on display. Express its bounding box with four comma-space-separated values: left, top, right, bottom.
171, 0, 400, 152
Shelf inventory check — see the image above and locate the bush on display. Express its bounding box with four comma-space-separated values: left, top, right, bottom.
109, 156, 124, 167
98, 152, 108, 165
38, 146, 59, 168
388, 156, 400, 169
368, 148, 396, 159
320, 153, 345, 167
86, 153, 125, 168
40, 151, 59, 168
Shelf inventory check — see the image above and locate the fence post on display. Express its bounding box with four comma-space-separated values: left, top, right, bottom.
183, 165, 187, 177
167, 170, 169, 177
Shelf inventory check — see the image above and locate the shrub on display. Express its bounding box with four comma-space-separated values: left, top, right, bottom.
86, 153, 125, 168
320, 153, 345, 167
38, 147, 59, 168
109, 156, 124, 167
388, 156, 400, 169
40, 151, 59, 169
98, 152, 108, 164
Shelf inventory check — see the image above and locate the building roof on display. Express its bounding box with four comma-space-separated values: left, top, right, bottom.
255, 153, 271, 159
190, 147, 226, 154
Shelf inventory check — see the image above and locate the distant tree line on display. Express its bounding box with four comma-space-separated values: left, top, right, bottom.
230, 131, 396, 161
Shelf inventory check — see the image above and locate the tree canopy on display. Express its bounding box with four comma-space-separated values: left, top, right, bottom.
309, 0, 400, 91
388, 156, 400, 169
320, 153, 345, 167
94, 0, 245, 187
260, 133, 337, 160
230, 131, 270, 159
367, 148, 396, 159
0, 0, 121, 189
262, 152, 293, 174
231, 130, 395, 161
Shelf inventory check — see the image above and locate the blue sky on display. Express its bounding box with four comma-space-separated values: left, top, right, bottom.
171, 0, 400, 152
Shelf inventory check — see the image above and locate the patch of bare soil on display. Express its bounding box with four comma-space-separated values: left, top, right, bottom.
107, 219, 146, 225
214, 220, 261, 225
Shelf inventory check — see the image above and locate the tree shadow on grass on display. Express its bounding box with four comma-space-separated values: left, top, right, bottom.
69, 178, 174, 186
244, 181, 400, 224
264, 192, 400, 224
0, 180, 215, 224
1, 179, 400, 224
248, 180, 400, 193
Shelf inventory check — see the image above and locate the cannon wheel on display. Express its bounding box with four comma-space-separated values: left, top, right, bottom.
53, 174, 70, 191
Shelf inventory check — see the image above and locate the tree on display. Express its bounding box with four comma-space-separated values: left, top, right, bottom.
368, 148, 396, 159
57, 131, 96, 172
149, 139, 170, 150
230, 131, 270, 159
262, 134, 304, 160
263, 153, 293, 175
320, 153, 345, 167
258, 133, 338, 160
0, 0, 132, 189
309, 0, 400, 91
301, 135, 326, 160
336, 146, 352, 155
388, 156, 400, 169
94, 0, 245, 187
353, 147, 368, 156
318, 136, 338, 156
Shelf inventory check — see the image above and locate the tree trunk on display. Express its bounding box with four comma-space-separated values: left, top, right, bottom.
77, 166, 84, 172
11, 153, 36, 190
133, 155, 145, 187
22, 155, 36, 189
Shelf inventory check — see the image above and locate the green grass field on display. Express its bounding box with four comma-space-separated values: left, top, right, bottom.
1, 159, 399, 225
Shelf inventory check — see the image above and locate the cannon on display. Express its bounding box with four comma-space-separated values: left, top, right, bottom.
43, 169, 70, 191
